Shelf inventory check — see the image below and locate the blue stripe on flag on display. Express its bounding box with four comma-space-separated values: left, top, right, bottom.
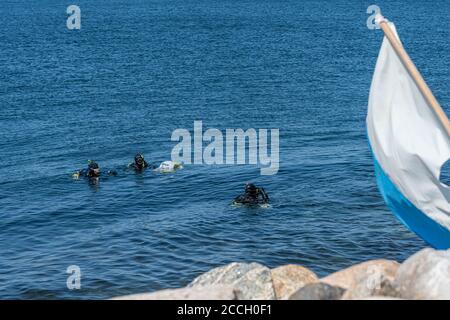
371, 149, 450, 249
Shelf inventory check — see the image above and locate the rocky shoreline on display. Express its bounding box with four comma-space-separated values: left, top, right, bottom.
112, 248, 450, 300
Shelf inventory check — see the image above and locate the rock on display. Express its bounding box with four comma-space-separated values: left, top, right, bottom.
394, 248, 450, 299
271, 265, 318, 299
320, 259, 399, 290
289, 283, 345, 300
188, 262, 275, 300
111, 285, 238, 300
341, 277, 399, 300
358, 295, 403, 300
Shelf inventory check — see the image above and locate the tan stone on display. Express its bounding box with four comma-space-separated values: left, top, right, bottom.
358, 296, 403, 300
271, 265, 318, 299
111, 285, 238, 300
320, 259, 399, 290
341, 277, 399, 300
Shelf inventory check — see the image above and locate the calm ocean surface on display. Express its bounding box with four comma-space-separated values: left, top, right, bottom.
1, 0, 450, 299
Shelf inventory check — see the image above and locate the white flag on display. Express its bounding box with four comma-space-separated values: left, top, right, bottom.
367, 23, 450, 249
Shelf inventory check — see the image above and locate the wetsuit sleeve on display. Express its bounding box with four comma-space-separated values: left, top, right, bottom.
73, 169, 87, 179
259, 188, 269, 203
148, 161, 159, 169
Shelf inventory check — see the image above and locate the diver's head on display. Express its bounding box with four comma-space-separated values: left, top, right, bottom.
88, 161, 100, 177
245, 183, 257, 195
134, 153, 145, 168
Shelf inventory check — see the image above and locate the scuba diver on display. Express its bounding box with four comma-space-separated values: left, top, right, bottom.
128, 153, 149, 171
233, 183, 269, 206
127, 154, 183, 173
72, 160, 117, 180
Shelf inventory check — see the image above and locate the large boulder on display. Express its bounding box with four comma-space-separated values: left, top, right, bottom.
289, 283, 345, 300
394, 248, 450, 299
271, 265, 318, 299
111, 285, 237, 300
320, 259, 399, 290
188, 262, 275, 300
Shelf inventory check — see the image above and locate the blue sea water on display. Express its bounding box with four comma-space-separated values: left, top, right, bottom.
1, 0, 450, 299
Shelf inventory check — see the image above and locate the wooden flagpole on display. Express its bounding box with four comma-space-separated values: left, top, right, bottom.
376, 14, 450, 137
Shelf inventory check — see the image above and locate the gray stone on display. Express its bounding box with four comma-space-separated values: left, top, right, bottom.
394, 248, 450, 299
111, 285, 238, 300
271, 265, 318, 300
188, 262, 275, 300
288, 283, 345, 300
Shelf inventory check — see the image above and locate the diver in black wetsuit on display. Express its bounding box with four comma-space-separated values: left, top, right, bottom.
128, 153, 149, 171
73, 161, 117, 180
233, 183, 269, 206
